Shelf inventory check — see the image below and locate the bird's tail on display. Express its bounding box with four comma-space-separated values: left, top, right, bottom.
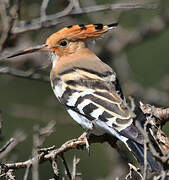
126, 139, 162, 172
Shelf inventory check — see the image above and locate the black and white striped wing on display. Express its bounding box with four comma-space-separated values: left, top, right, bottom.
53, 67, 143, 144
65, 86, 132, 131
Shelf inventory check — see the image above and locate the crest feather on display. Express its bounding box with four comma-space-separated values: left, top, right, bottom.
46, 23, 118, 47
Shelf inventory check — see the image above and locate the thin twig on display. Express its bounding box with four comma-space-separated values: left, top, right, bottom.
0, 110, 2, 134
143, 121, 148, 180
0, 66, 50, 82
60, 153, 72, 180
125, 163, 143, 179
0, 138, 14, 153
0, 0, 19, 51
23, 163, 31, 180
72, 156, 80, 180
6, 169, 15, 180
0, 131, 26, 159
51, 158, 59, 179
32, 126, 40, 180
40, 0, 50, 18
37, 121, 56, 147
135, 121, 149, 179
140, 103, 169, 126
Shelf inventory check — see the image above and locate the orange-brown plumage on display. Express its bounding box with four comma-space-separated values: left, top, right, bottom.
46, 24, 112, 45
50, 48, 113, 79
45, 23, 117, 56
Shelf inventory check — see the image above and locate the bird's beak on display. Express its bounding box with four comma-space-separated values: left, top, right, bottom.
7, 44, 49, 58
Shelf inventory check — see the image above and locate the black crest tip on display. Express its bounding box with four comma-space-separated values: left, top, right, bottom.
79, 24, 85, 28
67, 25, 73, 28
78, 24, 86, 30
94, 23, 103, 30
107, 22, 119, 28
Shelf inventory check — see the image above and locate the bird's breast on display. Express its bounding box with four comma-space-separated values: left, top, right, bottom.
51, 78, 65, 101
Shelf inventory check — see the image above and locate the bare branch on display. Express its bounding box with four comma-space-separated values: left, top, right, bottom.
32, 126, 40, 180
60, 153, 71, 180
140, 103, 169, 126
0, 66, 50, 82
32, 122, 55, 180
0, 0, 14, 51
36, 121, 56, 147
0, 110, 2, 134
11, 1, 74, 34
0, 138, 14, 153
0, 131, 26, 159
23, 163, 31, 180
40, 0, 50, 18
3, 133, 114, 170
11, 1, 158, 34
125, 163, 143, 180
51, 158, 59, 179
72, 156, 80, 180
0, 0, 21, 51
5, 169, 15, 180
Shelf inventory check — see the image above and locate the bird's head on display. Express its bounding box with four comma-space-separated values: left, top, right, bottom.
7, 23, 118, 59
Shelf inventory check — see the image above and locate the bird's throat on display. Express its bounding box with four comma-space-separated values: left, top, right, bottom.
49, 52, 59, 68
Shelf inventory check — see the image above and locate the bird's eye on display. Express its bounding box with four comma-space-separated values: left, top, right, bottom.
59, 40, 68, 47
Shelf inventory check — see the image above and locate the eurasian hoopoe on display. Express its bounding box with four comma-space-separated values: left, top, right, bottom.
7, 23, 162, 171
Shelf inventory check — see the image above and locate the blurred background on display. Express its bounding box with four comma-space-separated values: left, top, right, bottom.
0, 0, 169, 179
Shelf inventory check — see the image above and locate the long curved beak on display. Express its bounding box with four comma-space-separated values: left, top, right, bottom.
7, 44, 49, 58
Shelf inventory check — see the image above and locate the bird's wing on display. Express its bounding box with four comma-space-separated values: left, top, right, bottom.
58, 67, 143, 144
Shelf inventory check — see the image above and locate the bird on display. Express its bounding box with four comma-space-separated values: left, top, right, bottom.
7, 23, 162, 171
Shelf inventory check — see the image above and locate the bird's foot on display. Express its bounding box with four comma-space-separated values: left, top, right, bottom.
78, 132, 90, 154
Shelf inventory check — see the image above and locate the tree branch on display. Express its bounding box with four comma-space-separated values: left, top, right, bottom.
11, 1, 158, 34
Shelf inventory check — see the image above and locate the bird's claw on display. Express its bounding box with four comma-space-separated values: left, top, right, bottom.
78, 132, 90, 155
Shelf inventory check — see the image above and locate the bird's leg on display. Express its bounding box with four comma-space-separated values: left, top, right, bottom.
78, 131, 90, 154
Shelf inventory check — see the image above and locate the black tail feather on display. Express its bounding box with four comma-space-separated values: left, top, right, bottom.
127, 139, 162, 172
